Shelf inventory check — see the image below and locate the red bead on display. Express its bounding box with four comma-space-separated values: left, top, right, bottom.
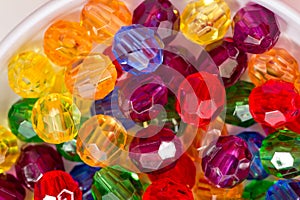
286, 115, 300, 134
143, 178, 194, 200
34, 170, 82, 200
103, 46, 123, 78
249, 80, 300, 128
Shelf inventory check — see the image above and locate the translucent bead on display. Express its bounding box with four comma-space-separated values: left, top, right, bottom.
31, 93, 81, 144
56, 139, 82, 162
0, 173, 26, 200
8, 51, 56, 98
266, 180, 300, 200
181, 0, 231, 45
243, 179, 275, 200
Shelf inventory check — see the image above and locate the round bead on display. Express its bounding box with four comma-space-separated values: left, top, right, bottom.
65, 53, 117, 100
243, 180, 275, 200
31, 93, 81, 144
8, 98, 43, 143
233, 3, 280, 54
112, 24, 164, 75
15, 144, 65, 190
0, 126, 19, 173
34, 170, 82, 200
181, 0, 231, 45
176, 72, 226, 128
266, 180, 300, 200
132, 0, 180, 44
56, 139, 82, 162
0, 173, 26, 200
76, 114, 128, 167
202, 135, 252, 188
8, 51, 55, 98
249, 80, 300, 128
81, 0, 132, 44
286, 115, 300, 134
103, 46, 124, 78
44, 20, 92, 66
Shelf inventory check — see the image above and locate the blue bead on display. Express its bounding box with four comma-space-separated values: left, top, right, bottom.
112, 24, 164, 75
237, 131, 268, 180
266, 180, 300, 200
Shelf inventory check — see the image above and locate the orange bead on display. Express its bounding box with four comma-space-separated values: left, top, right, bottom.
44, 20, 93, 66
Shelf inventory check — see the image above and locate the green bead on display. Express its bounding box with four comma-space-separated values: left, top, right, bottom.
8, 98, 43, 142
225, 80, 255, 127
260, 129, 300, 178
242, 180, 275, 200
56, 139, 82, 162
92, 165, 143, 200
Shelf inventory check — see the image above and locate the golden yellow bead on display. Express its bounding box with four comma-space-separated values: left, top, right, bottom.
31, 93, 81, 144
181, 0, 231, 45
8, 51, 56, 98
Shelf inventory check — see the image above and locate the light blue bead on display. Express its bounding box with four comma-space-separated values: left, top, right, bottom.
266, 180, 300, 200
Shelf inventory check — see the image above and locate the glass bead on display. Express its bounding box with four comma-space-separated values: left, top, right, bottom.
8, 51, 56, 98
266, 180, 300, 200
34, 170, 82, 200
81, 0, 132, 44
15, 144, 65, 190
181, 0, 231, 45
0, 173, 26, 200
243, 180, 275, 200
65, 53, 117, 100
92, 165, 143, 200
112, 24, 164, 75
8, 98, 43, 143
56, 139, 82, 162
31, 93, 81, 144
0, 126, 19, 174
44, 20, 92, 66
76, 114, 128, 167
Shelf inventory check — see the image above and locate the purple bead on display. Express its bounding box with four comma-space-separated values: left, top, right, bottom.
0, 173, 26, 200
202, 135, 252, 188
207, 38, 248, 87
15, 144, 65, 190
132, 0, 180, 44
233, 3, 280, 54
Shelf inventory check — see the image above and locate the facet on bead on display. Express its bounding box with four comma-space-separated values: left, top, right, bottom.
181, 0, 231, 45
0, 173, 26, 200
103, 46, 124, 78
112, 24, 164, 75
76, 114, 127, 167
286, 114, 300, 134
266, 180, 300, 200
242, 180, 275, 200
44, 20, 92, 66
56, 139, 82, 162
8, 51, 56, 98
31, 93, 81, 144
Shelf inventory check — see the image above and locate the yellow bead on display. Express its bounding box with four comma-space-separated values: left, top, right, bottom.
65, 53, 117, 100
81, 0, 132, 44
181, 0, 231, 45
8, 51, 56, 98
76, 114, 127, 167
31, 93, 81, 144
0, 126, 20, 173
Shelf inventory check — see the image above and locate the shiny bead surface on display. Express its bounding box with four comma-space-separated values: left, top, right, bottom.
243, 180, 275, 200
76, 114, 127, 167
266, 180, 300, 200
181, 0, 231, 45
44, 20, 92, 66
31, 93, 81, 144
0, 173, 26, 200
8, 51, 55, 98
56, 139, 82, 162
286, 115, 300, 134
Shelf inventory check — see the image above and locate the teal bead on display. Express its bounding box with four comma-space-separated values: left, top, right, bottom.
56, 139, 82, 162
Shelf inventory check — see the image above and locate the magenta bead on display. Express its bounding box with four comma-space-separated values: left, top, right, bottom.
201, 135, 252, 188
0, 174, 26, 200
233, 3, 280, 54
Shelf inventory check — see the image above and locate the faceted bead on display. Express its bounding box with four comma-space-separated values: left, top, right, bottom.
232, 3, 280, 54
92, 165, 143, 199
207, 37, 248, 87
249, 80, 300, 128
8, 51, 56, 98
15, 144, 65, 190
129, 126, 182, 173
65, 53, 117, 100
112, 24, 164, 75
76, 114, 128, 167
181, 0, 231, 45
44, 20, 92, 66
34, 170, 82, 200
0, 126, 19, 174
202, 135, 252, 188
31, 93, 81, 144
148, 154, 196, 188
0, 173, 26, 200
260, 130, 300, 178
56, 139, 82, 162
176, 72, 226, 127
8, 98, 43, 143
225, 80, 255, 127
132, 0, 180, 44
237, 131, 268, 180
143, 178, 194, 200
81, 0, 131, 44
50, 68, 69, 94
103, 46, 124, 78
266, 180, 300, 200
243, 180, 275, 200
286, 115, 300, 134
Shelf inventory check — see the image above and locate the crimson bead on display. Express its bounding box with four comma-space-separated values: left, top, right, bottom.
0, 173, 26, 200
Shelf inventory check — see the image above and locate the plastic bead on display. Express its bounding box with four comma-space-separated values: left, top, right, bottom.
56, 139, 82, 162
243, 180, 275, 200
0, 173, 26, 200
266, 180, 300, 200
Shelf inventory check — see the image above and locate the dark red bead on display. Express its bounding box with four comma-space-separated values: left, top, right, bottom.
0, 173, 26, 200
